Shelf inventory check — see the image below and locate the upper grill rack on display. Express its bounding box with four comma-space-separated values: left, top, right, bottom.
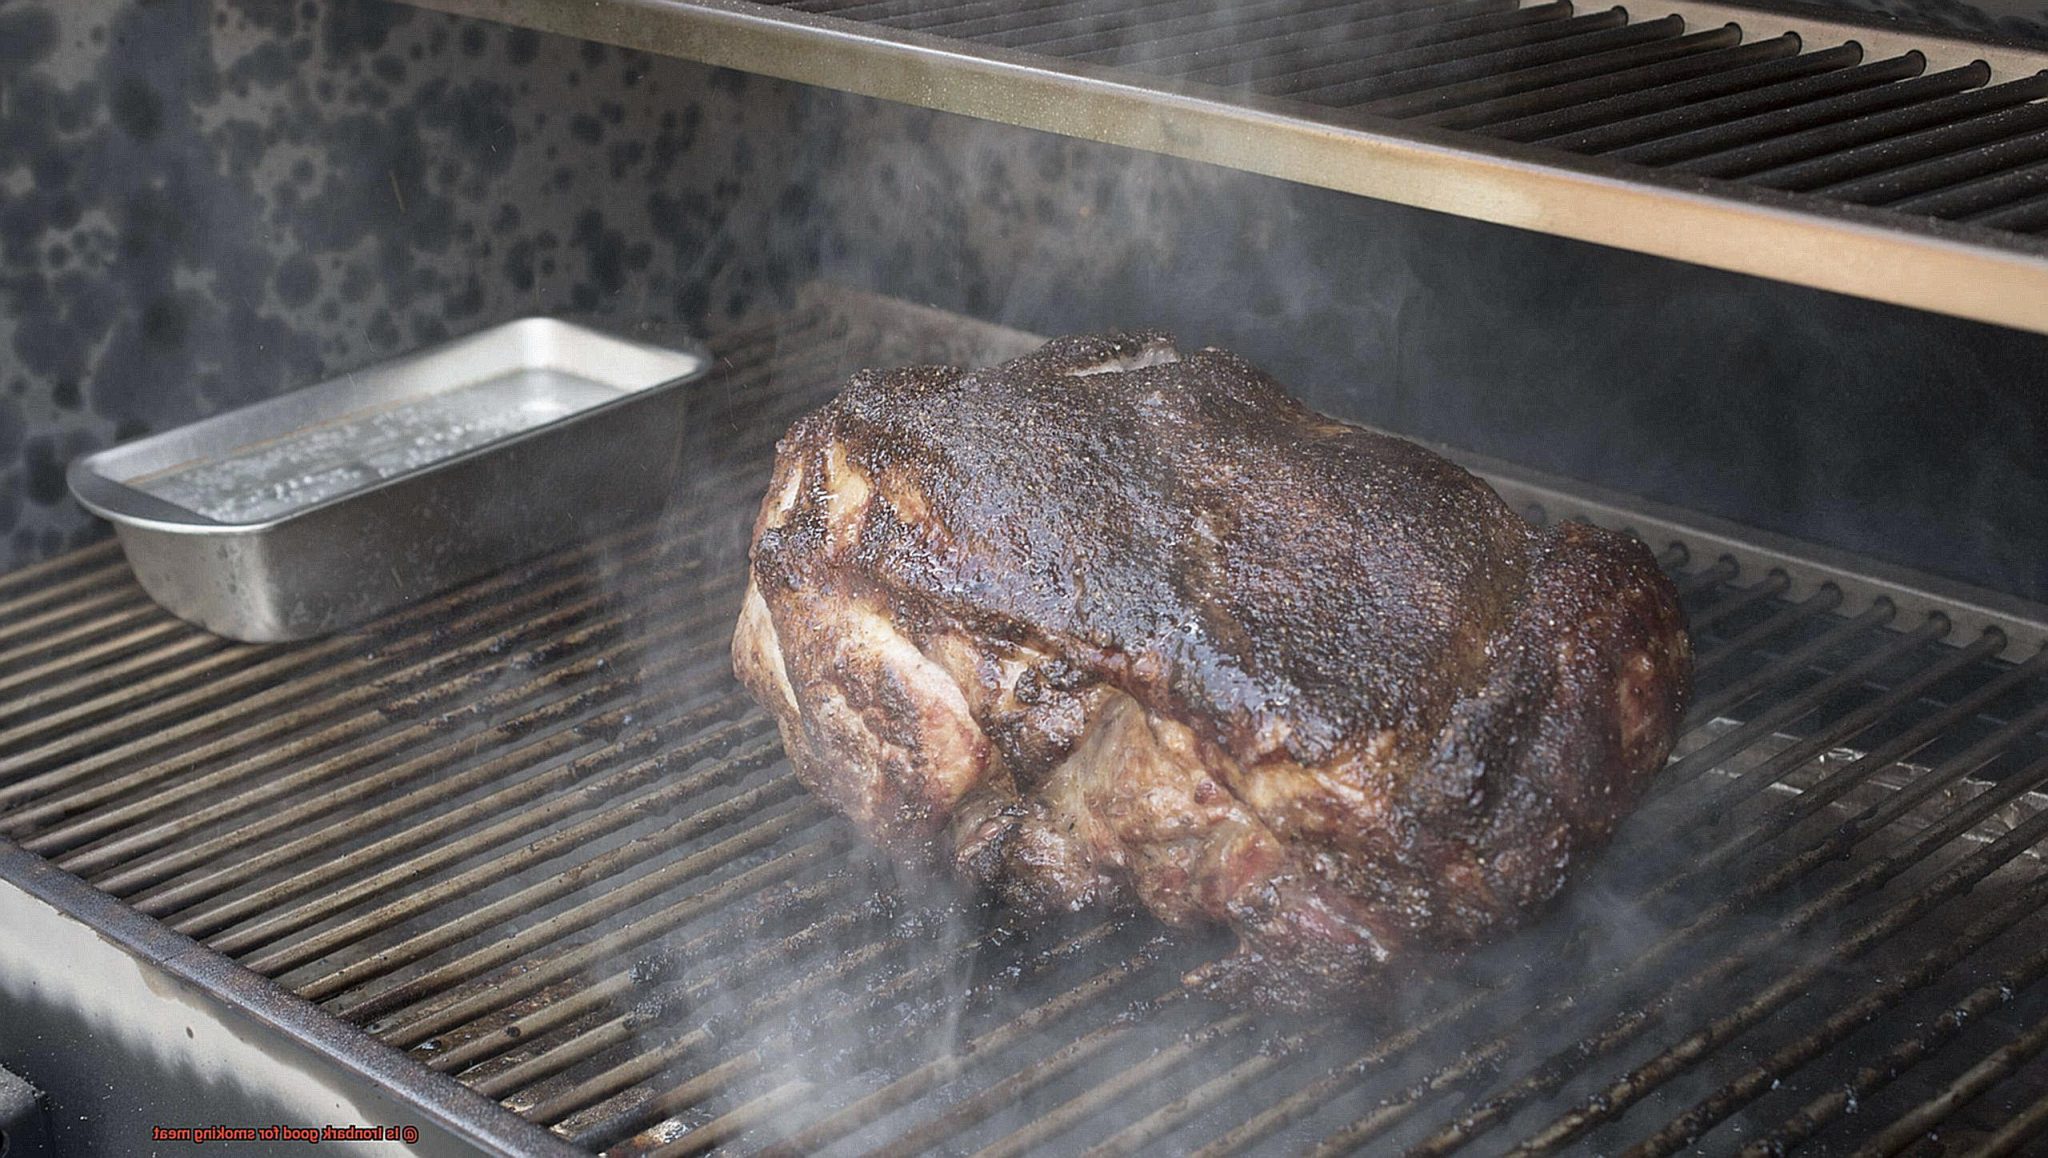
768, 0, 2048, 234
389, 0, 2048, 335
9, 285, 2048, 1155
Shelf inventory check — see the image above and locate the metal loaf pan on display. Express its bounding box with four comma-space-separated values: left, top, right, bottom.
68, 318, 708, 642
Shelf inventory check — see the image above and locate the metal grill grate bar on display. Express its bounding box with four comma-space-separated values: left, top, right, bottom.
0, 538, 120, 601
0, 540, 644, 796
43, 575, 729, 875
1336, 770, 2017, 1151
1520, 46, 1913, 149
1498, 791, 2048, 1156
1680, 589, 1872, 721
0, 623, 221, 725
1895, 156, 2048, 217
1684, 566, 1791, 631
1682, 71, 2048, 180
1762, 99, 2048, 192
1117, 0, 1535, 80
759, 953, 1178, 1157
1828, 130, 2048, 208
527, 901, 987, 1141
1290, 772, 2048, 1155
177, 703, 768, 944
0, 585, 148, 659
98, 665, 747, 901
1647, 626, 2007, 829
310, 782, 818, 1014
1055, 0, 1451, 64
1355, 21, 1750, 119
466, 897, 906, 1097
1293, 12, 1669, 105
249, 749, 794, 988
20, 553, 681, 859
0, 556, 141, 633
149, 684, 761, 922
1971, 185, 2048, 230
1420, 31, 1811, 133
1658, 610, 1951, 789
1754, 932, 2048, 1155
373, 840, 851, 1052
417, 876, 841, 1075
1862, 1017, 2048, 1157
1634, 885, 2048, 1156
905, 0, 1179, 48
1602, 57, 1983, 163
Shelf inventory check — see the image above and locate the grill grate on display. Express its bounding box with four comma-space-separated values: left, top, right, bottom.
758, 0, 2048, 238
7, 285, 2048, 1155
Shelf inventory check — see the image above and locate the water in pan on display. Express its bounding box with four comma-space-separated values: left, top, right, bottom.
132, 370, 626, 524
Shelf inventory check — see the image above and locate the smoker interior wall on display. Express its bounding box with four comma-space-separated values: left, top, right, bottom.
0, 0, 820, 568
3, 0, 2045, 603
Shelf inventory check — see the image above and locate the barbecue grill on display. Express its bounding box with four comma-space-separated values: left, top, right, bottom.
9, 1, 2048, 1156
10, 285, 2048, 1155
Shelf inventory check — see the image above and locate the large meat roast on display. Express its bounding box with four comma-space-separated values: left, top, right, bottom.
731, 332, 1691, 1006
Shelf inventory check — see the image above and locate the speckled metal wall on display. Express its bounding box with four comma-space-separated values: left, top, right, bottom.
6, 0, 2048, 605
0, 0, 821, 570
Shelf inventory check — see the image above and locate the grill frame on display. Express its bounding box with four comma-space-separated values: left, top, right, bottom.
8, 285, 2048, 1155
0, 838, 583, 1158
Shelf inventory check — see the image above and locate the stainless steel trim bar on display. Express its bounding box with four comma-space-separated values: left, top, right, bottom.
394, 0, 2048, 335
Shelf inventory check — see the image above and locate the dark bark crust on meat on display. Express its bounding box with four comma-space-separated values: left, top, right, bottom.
732, 333, 1692, 1007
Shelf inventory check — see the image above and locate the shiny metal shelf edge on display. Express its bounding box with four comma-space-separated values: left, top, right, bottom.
394, 0, 2048, 336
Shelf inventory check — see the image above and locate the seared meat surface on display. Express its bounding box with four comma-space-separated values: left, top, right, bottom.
732, 333, 1690, 1005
